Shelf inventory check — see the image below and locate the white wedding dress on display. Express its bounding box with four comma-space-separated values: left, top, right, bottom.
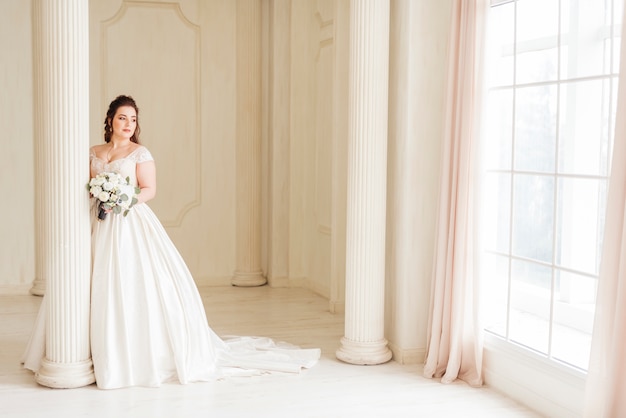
22, 145, 320, 389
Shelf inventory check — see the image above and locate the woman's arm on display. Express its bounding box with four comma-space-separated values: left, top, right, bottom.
135, 160, 157, 204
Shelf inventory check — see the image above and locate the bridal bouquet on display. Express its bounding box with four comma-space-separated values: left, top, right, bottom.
87, 172, 140, 221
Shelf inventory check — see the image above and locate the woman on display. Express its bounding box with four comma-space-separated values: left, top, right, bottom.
23, 95, 320, 389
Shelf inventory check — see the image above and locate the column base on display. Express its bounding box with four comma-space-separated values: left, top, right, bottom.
36, 358, 96, 389
231, 270, 267, 287
336, 337, 393, 365
29, 277, 46, 296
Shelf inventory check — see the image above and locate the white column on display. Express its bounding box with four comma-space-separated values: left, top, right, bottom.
336, 0, 392, 365
34, 0, 95, 388
232, 0, 267, 287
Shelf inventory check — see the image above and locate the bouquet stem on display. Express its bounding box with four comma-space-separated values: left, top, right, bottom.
97, 203, 107, 221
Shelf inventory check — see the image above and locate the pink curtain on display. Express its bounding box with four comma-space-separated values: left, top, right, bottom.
584, 6, 626, 417
423, 0, 488, 387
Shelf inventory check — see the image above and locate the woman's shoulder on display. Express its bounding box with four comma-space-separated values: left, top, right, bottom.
90, 144, 107, 159
90, 143, 108, 153
133, 144, 154, 163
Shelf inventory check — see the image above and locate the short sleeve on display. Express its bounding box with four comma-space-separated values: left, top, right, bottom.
89, 147, 96, 161
136, 146, 154, 163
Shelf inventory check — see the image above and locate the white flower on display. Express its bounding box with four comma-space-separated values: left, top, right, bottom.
97, 191, 110, 202
102, 181, 115, 191
90, 185, 103, 196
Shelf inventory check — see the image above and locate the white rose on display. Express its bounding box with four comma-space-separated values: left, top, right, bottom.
97, 191, 110, 202
93, 176, 106, 186
102, 181, 114, 191
90, 185, 103, 196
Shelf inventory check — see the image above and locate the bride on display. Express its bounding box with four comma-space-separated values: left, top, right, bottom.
22, 95, 320, 389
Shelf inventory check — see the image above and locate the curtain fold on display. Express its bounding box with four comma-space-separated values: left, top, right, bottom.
423, 0, 488, 387
583, 6, 626, 417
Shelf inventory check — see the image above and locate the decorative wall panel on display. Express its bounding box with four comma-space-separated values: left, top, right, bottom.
314, 6, 333, 235
101, 2, 201, 226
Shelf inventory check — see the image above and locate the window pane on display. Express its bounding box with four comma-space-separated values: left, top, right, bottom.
489, 2, 515, 86
556, 177, 606, 274
482, 253, 510, 337
552, 270, 596, 369
517, 47, 559, 84
512, 174, 554, 263
516, 0, 559, 84
484, 172, 511, 254
509, 259, 551, 354
485, 89, 513, 171
614, 1, 623, 74
610, 77, 619, 158
558, 79, 611, 176
517, 0, 559, 42
514, 85, 557, 173
560, 0, 612, 79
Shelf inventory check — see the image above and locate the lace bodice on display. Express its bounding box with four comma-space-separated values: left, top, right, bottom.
89, 146, 153, 186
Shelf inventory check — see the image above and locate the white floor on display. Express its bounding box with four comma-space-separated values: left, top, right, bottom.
1, 286, 542, 418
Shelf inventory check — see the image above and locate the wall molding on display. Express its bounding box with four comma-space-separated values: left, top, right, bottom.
0, 284, 34, 296
388, 342, 426, 365
194, 276, 234, 288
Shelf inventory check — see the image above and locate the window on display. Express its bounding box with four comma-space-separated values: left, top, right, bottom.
482, 0, 623, 370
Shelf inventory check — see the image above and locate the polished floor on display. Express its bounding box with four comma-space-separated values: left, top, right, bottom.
1, 285, 541, 417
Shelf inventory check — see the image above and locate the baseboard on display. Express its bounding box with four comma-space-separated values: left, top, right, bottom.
194, 276, 234, 287
267, 276, 290, 288
302, 278, 330, 300
0, 284, 33, 295
287, 276, 308, 288
388, 342, 426, 365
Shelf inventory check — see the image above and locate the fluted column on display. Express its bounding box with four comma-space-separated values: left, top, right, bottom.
33, 0, 95, 388
336, 0, 392, 365
265, 0, 291, 287
232, 0, 267, 287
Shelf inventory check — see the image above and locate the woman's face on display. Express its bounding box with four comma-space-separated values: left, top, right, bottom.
110, 105, 137, 141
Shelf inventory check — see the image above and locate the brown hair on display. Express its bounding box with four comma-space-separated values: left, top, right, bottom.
103, 95, 141, 143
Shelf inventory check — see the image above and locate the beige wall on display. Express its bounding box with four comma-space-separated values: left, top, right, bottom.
386, 0, 453, 362
288, 0, 342, 299
0, 0, 34, 292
